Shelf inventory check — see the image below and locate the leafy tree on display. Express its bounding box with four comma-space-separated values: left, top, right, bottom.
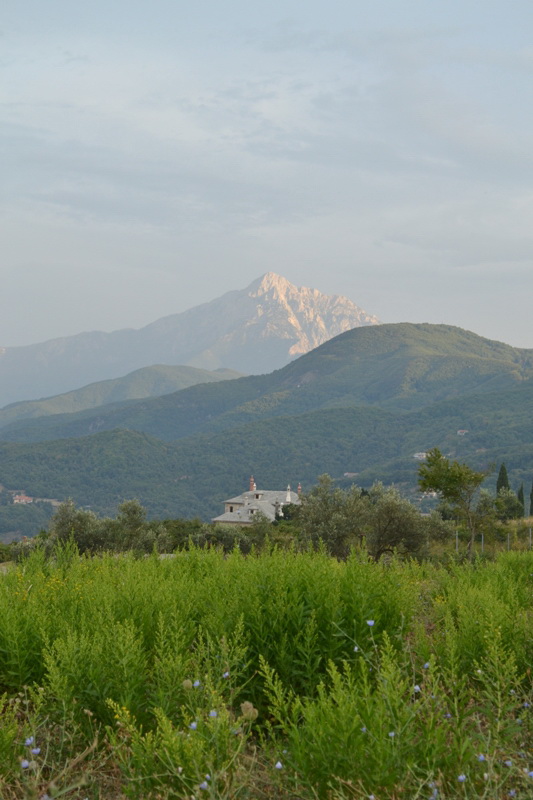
418, 448, 489, 555
297, 474, 367, 558
49, 499, 106, 554
495, 488, 524, 521
364, 483, 451, 561
496, 463, 510, 493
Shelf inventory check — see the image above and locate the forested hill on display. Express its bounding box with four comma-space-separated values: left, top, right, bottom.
2, 323, 532, 444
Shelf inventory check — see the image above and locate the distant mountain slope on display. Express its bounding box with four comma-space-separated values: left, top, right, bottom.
0, 365, 242, 429
0, 377, 533, 527
3, 323, 532, 444
0, 273, 378, 406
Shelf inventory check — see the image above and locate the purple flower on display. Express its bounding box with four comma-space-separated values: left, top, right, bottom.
199, 781, 209, 790
423, 662, 430, 669
222, 671, 230, 678
31, 747, 40, 755
361, 726, 367, 733
209, 710, 218, 718
504, 760, 512, 767
477, 754, 486, 762
508, 791, 516, 797
193, 679, 201, 688
24, 737, 34, 746
414, 685, 421, 693
275, 761, 283, 769
189, 721, 197, 730
458, 774, 466, 782
523, 702, 530, 708
366, 620, 375, 627
21, 760, 30, 769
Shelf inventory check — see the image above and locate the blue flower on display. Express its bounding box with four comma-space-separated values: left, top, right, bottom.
504, 760, 512, 767
193, 680, 201, 688
523, 701, 530, 708
414, 685, 421, 693
353, 645, 359, 652
205, 774, 211, 781
275, 761, 283, 769
367, 620, 375, 627
388, 731, 395, 738
458, 774, 466, 782
528, 770, 533, 778
199, 781, 209, 790
189, 721, 197, 730
423, 662, 430, 669
21, 760, 30, 769
24, 737, 34, 746
477, 754, 486, 762
209, 710, 218, 718
31, 747, 40, 755
508, 791, 516, 797
361, 726, 367, 733
222, 671, 230, 678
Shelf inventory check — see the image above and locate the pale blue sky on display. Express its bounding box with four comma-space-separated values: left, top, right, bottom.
2, 0, 533, 348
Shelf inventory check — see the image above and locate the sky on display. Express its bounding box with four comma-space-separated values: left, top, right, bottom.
2, 0, 533, 349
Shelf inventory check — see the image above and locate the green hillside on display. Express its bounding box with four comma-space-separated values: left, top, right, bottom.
2, 323, 532, 444
0, 364, 242, 429
1, 323, 532, 538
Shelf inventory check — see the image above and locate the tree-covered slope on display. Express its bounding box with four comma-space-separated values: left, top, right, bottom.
2, 323, 532, 444
0, 365, 242, 429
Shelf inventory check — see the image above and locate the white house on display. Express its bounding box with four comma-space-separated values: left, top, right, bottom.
212, 475, 301, 526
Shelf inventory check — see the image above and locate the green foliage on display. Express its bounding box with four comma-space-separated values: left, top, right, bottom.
1, 549, 533, 798
495, 488, 524, 521
497, 462, 510, 493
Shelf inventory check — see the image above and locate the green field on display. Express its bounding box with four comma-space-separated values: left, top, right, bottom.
1, 546, 532, 798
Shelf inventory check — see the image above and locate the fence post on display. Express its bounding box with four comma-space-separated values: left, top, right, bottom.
456, 530, 459, 553
507, 531, 510, 551
481, 531, 484, 554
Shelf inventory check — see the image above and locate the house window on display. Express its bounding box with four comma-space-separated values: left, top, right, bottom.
229, 506, 234, 512
255, 494, 260, 499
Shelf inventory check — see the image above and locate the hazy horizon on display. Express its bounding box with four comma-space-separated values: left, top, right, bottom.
3, 1, 533, 349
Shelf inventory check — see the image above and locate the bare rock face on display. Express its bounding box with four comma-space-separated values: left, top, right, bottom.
0, 273, 380, 406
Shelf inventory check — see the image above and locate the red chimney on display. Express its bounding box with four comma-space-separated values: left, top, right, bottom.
249, 475, 255, 491
297, 482, 302, 494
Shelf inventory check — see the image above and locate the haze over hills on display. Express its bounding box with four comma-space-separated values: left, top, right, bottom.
1, 321, 532, 537
2, 323, 532, 444
0, 273, 379, 407
0, 365, 242, 429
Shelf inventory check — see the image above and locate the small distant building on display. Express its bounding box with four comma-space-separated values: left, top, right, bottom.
413, 452, 428, 460
457, 430, 468, 436
13, 493, 33, 505
212, 475, 302, 526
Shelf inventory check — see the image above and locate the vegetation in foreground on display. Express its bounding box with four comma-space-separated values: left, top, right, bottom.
0, 545, 532, 799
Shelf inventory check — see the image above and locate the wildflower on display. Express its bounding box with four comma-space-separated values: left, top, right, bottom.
193, 679, 201, 688
199, 781, 209, 790
423, 662, 430, 669
414, 685, 421, 693
368, 795, 375, 799
24, 737, 34, 746
477, 754, 486, 762
182, 679, 193, 690
458, 774, 466, 782
367, 620, 375, 627
523, 701, 530, 708
209, 710, 218, 718
509, 791, 516, 797
509, 690, 516, 695
361, 726, 367, 733
21, 760, 30, 769
388, 731, 395, 738
205, 774, 211, 781
528, 770, 533, 778
275, 761, 283, 769
353, 645, 359, 652
222, 671, 230, 678
31, 747, 40, 755
444, 713, 452, 719
504, 760, 512, 767
189, 721, 197, 730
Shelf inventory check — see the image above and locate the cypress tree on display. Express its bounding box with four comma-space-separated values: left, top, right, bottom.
530, 482, 533, 517
517, 484, 524, 516
496, 463, 510, 493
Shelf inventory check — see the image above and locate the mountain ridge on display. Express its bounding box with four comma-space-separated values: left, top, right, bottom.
0, 273, 379, 406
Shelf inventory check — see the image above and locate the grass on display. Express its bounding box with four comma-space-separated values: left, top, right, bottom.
0, 544, 532, 798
